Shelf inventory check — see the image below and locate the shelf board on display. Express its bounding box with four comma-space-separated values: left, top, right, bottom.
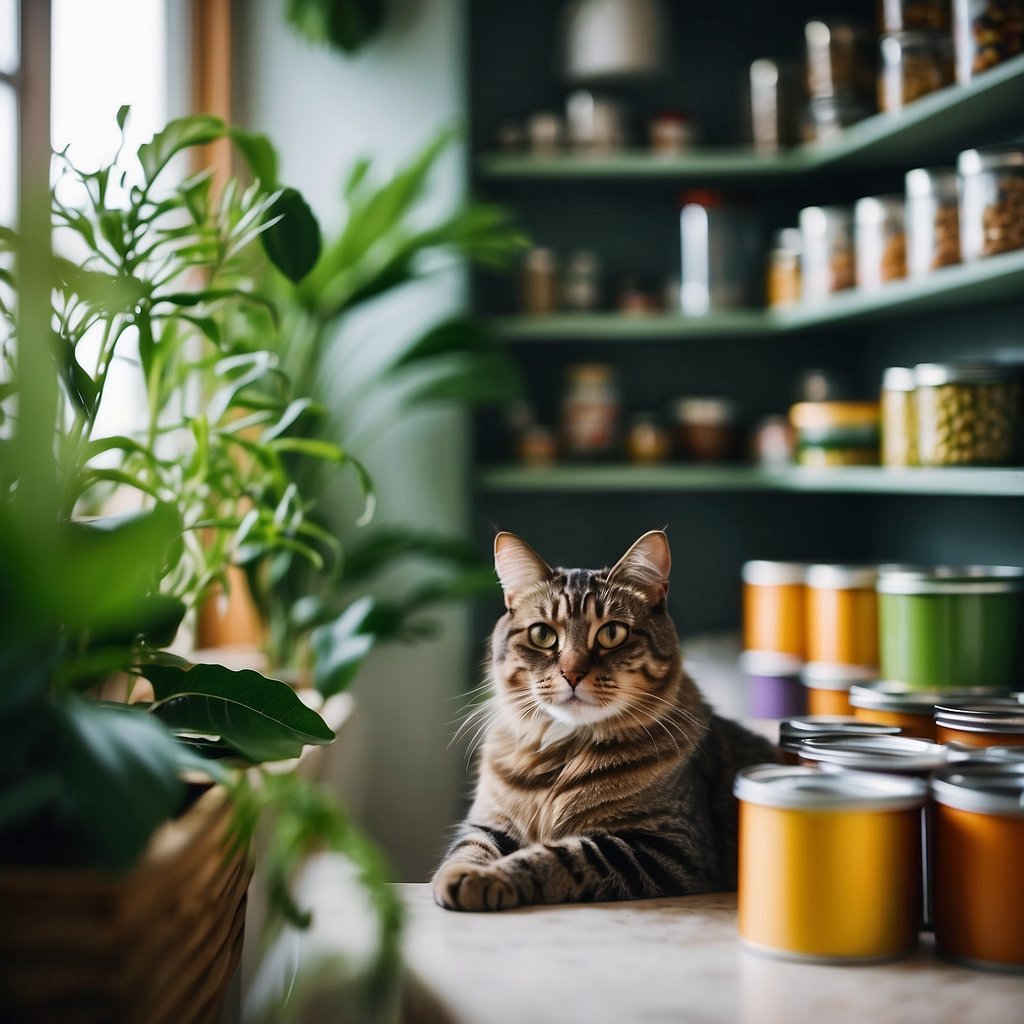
490, 248, 1024, 340
477, 54, 1024, 182
478, 465, 1024, 497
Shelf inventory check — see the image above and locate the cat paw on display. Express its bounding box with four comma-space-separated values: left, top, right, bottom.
432, 863, 520, 912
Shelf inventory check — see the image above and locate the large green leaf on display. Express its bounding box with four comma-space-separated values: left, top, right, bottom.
262, 187, 322, 283
146, 663, 335, 763
230, 127, 279, 188
311, 595, 378, 698
138, 114, 227, 185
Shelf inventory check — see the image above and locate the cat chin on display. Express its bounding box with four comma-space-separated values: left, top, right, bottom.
544, 699, 617, 727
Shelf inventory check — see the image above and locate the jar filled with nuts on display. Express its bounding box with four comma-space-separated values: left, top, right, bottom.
881, 366, 918, 466
906, 167, 961, 276
953, 0, 1024, 83
915, 362, 1022, 466
878, 31, 955, 112
800, 205, 855, 301
958, 145, 1024, 260
879, 0, 951, 32
805, 19, 878, 103
856, 195, 908, 289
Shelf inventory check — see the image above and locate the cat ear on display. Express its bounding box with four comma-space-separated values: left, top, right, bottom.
608, 530, 671, 605
494, 532, 553, 608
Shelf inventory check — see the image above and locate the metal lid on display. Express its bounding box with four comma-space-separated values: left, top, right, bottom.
914, 362, 1020, 386
802, 662, 878, 690
779, 715, 900, 739
798, 734, 947, 774
882, 366, 916, 392
931, 764, 1024, 817
735, 763, 926, 811
739, 650, 804, 678
805, 564, 878, 590
854, 194, 905, 225
877, 565, 1024, 595
934, 700, 1024, 736
958, 145, 1024, 176
742, 560, 807, 586
849, 680, 1013, 714
945, 741, 1024, 765
905, 167, 958, 200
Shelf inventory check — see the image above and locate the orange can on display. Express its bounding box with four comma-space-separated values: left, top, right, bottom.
805, 565, 879, 666
934, 700, 1024, 748
742, 561, 806, 657
802, 662, 877, 716
850, 682, 1012, 740
932, 764, 1024, 972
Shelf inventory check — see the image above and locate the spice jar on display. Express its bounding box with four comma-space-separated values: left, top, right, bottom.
765, 228, 802, 308
905, 166, 961, 276
778, 716, 901, 764
932, 764, 1024, 971
672, 397, 738, 462
517, 424, 558, 467
527, 111, 563, 155
736, 765, 925, 963
878, 31, 955, 112
749, 59, 802, 152
799, 205, 855, 301
805, 564, 880, 667
561, 249, 601, 312
958, 145, 1024, 260
521, 248, 559, 315
626, 413, 671, 464
742, 560, 806, 657
850, 681, 1012, 739
804, 19, 877, 101
801, 662, 878, 716
790, 401, 881, 467
934, 699, 1024, 747
740, 651, 807, 719
879, 0, 952, 31
915, 362, 1022, 466
560, 363, 620, 460
881, 366, 918, 466
855, 195, 908, 289
953, 0, 1024, 82
566, 90, 626, 154
649, 110, 694, 155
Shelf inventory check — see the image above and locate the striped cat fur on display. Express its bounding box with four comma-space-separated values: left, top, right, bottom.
433, 529, 779, 912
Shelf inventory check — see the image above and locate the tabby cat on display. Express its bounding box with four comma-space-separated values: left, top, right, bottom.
433, 529, 779, 912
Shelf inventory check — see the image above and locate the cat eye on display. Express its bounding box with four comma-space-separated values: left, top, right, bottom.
596, 621, 629, 649
528, 623, 558, 649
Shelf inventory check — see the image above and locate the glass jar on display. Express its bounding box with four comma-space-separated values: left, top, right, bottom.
649, 110, 694, 155
953, 0, 1024, 83
879, 0, 951, 32
749, 59, 802, 152
799, 205, 855, 301
878, 31, 955, 112
560, 363, 620, 459
672, 397, 739, 462
626, 413, 671, 464
803, 95, 872, 142
804, 19, 877, 101
790, 401, 881, 466
905, 166, 961, 276
958, 145, 1024, 260
855, 194, 907, 289
915, 362, 1022, 465
520, 247, 559, 315
881, 366, 918, 467
561, 249, 601, 312
765, 227, 802, 308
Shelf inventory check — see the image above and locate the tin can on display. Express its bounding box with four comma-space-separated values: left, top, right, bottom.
736, 765, 925, 962
740, 651, 807, 719
778, 715, 902, 764
934, 699, 1024, 747
849, 680, 1012, 739
742, 561, 806, 657
932, 764, 1024, 971
805, 564, 879, 666
802, 662, 878, 716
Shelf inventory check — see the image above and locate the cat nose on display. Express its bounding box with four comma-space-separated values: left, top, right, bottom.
561, 670, 585, 690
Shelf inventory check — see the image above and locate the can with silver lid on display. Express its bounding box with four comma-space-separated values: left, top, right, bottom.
881, 366, 918, 467
778, 715, 901, 764
915, 361, 1022, 466
905, 167, 960, 277
932, 764, 1024, 971
945, 741, 1024, 763
934, 699, 1024, 747
736, 764, 925, 962
850, 680, 1013, 739
742, 561, 806, 657
958, 145, 1024, 259
801, 662, 878, 716
878, 565, 1024, 689
805, 564, 879, 667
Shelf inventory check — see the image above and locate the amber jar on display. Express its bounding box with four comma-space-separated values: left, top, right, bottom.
672, 397, 738, 462
805, 564, 880, 666
626, 413, 671, 464
765, 228, 802, 308
742, 561, 806, 657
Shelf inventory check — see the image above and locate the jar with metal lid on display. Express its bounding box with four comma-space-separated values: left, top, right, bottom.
932, 764, 1024, 970
742, 561, 806, 657
736, 764, 925, 962
953, 0, 1024, 82
799, 205, 855, 301
804, 19, 877, 101
877, 565, 1024, 689
803, 94, 873, 142
801, 663, 878, 717
805, 564, 880, 667
625, 413, 671, 464
778, 716, 901, 764
672, 397, 738, 462
855, 195, 907, 289
560, 363, 620, 459
934, 699, 1024, 747
740, 651, 807, 720
521, 247, 559, 315
958, 145, 1024, 259
879, 0, 952, 31
915, 362, 1022, 466
790, 401, 881, 467
850, 680, 1013, 739
878, 31, 955, 112
765, 228, 802, 308
881, 366, 918, 467
905, 167, 960, 276
749, 59, 802, 153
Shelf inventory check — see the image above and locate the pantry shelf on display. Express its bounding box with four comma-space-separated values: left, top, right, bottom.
477, 465, 1024, 497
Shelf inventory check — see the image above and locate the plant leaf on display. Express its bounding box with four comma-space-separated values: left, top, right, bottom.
138, 114, 227, 185
311, 595, 378, 698
262, 187, 322, 283
230, 127, 279, 188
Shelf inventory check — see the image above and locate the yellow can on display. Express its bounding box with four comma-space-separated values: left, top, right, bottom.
805, 564, 879, 666
743, 561, 807, 657
850, 681, 1010, 741
735, 764, 925, 962
801, 662, 877, 717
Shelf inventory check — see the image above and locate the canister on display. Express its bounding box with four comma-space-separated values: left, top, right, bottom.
877, 565, 1024, 689
932, 764, 1024, 971
849, 680, 1011, 739
778, 715, 901, 765
802, 662, 877, 716
789, 401, 880, 466
854, 195, 906, 289
742, 561, 806, 656
736, 764, 925, 962
905, 167, 960, 277
805, 564, 879, 666
740, 651, 807, 719
953, 0, 1024, 83
799, 205, 855, 301
934, 699, 1024, 747
881, 366, 917, 467
878, 30, 955, 113
958, 145, 1024, 259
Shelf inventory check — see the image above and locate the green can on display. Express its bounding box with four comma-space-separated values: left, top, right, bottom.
878, 566, 1024, 690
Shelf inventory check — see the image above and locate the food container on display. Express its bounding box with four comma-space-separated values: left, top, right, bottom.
736, 765, 925, 962
914, 362, 1022, 466
804, 19, 877, 101
906, 167, 961, 277
742, 561, 806, 657
953, 0, 1024, 83
521, 247, 559, 314
778, 715, 902, 765
850, 680, 1012, 739
877, 565, 1024, 689
672, 397, 738, 462
855, 195, 907, 289
879, 0, 952, 31
881, 366, 918, 467
945, 741, 1024, 763
740, 651, 807, 719
626, 413, 671, 464
749, 59, 802, 152
561, 249, 601, 312
958, 145, 1024, 259
649, 110, 694, 155
802, 663, 878, 716
765, 228, 802, 308
805, 565, 880, 666
803, 95, 872, 142
526, 112, 563, 155
790, 401, 881, 467
752, 415, 794, 468
560, 363, 620, 459
932, 764, 1024, 971
566, 90, 626, 154
878, 31, 955, 112
934, 699, 1024, 747
799, 205, 855, 301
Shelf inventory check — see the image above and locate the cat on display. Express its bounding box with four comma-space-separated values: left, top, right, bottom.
432, 529, 780, 912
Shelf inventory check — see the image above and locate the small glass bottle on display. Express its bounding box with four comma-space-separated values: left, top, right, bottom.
766, 228, 802, 308
881, 366, 918, 466
958, 145, 1024, 261
905, 166, 961, 276
560, 363, 621, 460
878, 31, 955, 112
855, 194, 907, 290
799, 205, 855, 301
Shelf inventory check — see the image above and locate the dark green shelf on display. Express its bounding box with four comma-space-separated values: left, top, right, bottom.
478, 55, 1024, 182
478, 465, 1024, 497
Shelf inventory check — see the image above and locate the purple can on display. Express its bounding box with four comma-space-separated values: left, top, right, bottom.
740, 650, 807, 719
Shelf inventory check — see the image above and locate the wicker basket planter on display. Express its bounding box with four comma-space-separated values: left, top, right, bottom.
0, 784, 251, 1024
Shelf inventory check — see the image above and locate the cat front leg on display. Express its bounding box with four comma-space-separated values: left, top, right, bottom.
432, 823, 521, 910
